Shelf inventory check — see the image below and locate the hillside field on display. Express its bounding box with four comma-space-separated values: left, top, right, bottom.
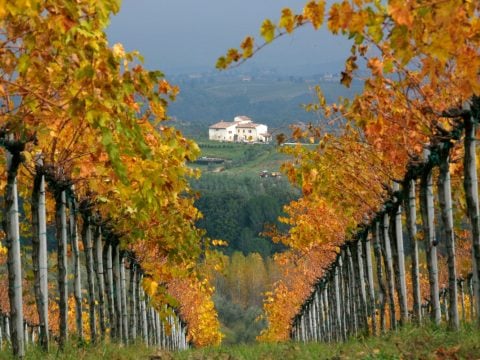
169, 76, 363, 139
192, 141, 291, 177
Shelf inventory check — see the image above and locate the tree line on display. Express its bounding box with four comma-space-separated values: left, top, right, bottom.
212, 251, 281, 344
192, 174, 299, 256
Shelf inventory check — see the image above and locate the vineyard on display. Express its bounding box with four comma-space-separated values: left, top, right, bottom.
1, 0, 480, 359
218, 0, 480, 351
0, 1, 221, 358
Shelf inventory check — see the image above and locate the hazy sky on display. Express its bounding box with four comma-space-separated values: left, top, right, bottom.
106, 0, 352, 75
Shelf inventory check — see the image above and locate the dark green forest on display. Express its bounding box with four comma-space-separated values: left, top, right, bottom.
192, 174, 300, 257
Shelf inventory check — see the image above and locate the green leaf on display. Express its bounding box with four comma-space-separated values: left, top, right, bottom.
216, 56, 228, 70
76, 64, 95, 80
17, 54, 30, 74
367, 24, 383, 43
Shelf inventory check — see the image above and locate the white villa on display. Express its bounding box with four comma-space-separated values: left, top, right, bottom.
208, 116, 271, 143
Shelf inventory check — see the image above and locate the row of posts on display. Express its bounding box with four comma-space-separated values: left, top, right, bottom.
0, 181, 190, 354
1, 137, 191, 358
291, 117, 480, 342
290, 238, 477, 343
0, 241, 190, 352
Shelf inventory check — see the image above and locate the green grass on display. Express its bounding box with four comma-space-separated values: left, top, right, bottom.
193, 141, 291, 177
173, 325, 480, 360
2, 325, 479, 359
0, 340, 152, 360
196, 141, 258, 161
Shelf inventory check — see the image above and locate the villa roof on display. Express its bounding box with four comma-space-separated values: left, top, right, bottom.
234, 115, 252, 122
209, 121, 236, 129
236, 123, 262, 129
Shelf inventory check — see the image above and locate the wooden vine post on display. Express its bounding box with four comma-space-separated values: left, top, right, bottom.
31, 157, 49, 350
3, 137, 25, 358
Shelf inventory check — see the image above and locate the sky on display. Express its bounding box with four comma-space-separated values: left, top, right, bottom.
106, 0, 353, 75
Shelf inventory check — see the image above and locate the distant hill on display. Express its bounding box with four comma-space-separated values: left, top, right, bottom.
168, 73, 362, 139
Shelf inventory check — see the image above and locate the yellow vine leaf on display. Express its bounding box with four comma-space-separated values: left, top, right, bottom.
226, 48, 241, 63
279, 8, 295, 33
212, 239, 228, 247
112, 43, 125, 58
216, 56, 227, 69
387, 1, 413, 27
260, 19, 276, 43
0, 1, 5, 19
240, 36, 254, 58
144, 278, 158, 297
303, 0, 325, 30
367, 57, 383, 76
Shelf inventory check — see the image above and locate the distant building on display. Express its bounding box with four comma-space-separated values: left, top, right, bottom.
208, 121, 237, 142
208, 116, 271, 143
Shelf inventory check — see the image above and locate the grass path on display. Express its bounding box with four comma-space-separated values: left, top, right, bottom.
1, 325, 479, 359
172, 325, 480, 360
